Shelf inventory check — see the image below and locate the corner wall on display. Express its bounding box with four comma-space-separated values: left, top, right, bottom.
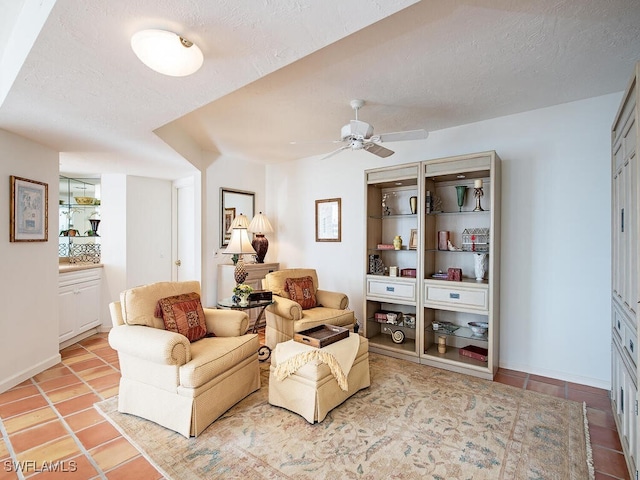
0, 128, 60, 392
267, 93, 620, 388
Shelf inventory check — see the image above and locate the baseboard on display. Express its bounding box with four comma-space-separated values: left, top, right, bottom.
499, 361, 610, 390
0, 353, 62, 394
59, 328, 100, 350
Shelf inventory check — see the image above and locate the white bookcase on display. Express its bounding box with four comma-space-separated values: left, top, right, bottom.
364, 152, 501, 380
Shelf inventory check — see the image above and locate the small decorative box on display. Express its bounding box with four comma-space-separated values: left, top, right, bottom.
401, 268, 417, 277
377, 244, 395, 250
447, 268, 462, 281
248, 290, 272, 302
374, 310, 403, 324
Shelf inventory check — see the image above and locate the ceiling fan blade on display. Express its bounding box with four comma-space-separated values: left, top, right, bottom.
319, 145, 350, 160
290, 140, 343, 145
364, 142, 394, 158
374, 129, 429, 143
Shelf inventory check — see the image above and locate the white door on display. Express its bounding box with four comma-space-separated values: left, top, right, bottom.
173, 178, 196, 281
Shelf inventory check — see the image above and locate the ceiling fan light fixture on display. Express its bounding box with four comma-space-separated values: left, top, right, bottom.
131, 29, 203, 77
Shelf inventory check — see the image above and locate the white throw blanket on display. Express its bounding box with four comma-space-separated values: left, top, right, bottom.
272, 333, 360, 391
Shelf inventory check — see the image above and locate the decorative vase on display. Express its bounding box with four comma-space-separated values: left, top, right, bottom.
409, 196, 417, 214
474, 253, 488, 281
89, 219, 100, 236
238, 293, 250, 307
455, 185, 467, 212
234, 261, 248, 284
393, 235, 402, 250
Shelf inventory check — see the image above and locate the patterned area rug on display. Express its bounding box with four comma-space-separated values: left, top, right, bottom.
95, 353, 594, 479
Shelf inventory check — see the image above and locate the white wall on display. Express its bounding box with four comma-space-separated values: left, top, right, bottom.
204, 154, 267, 306
0, 128, 60, 392
267, 93, 620, 388
98, 174, 174, 329
125, 176, 173, 288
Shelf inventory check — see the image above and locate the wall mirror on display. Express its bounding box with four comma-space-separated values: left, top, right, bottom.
220, 188, 255, 247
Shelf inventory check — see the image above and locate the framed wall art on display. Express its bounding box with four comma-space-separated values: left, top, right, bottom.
315, 198, 341, 242
10, 175, 48, 242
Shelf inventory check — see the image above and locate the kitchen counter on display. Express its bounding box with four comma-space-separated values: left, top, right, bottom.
59, 263, 103, 273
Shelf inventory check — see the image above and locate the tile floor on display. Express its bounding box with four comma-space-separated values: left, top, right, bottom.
0, 332, 630, 479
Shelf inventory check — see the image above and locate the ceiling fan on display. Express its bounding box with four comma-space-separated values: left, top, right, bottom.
305, 99, 429, 160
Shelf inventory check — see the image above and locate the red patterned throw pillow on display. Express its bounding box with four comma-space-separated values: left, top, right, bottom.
155, 292, 208, 342
285, 276, 317, 310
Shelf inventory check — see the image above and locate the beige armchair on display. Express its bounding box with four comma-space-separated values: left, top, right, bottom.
108, 281, 260, 438
263, 268, 356, 349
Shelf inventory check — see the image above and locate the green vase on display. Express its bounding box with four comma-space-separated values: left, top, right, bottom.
455, 185, 467, 212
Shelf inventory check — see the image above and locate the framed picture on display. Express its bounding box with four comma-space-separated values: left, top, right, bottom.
223, 207, 236, 245
10, 176, 48, 242
315, 198, 341, 242
409, 229, 418, 249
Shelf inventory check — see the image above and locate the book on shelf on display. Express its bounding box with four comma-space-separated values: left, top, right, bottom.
459, 345, 488, 362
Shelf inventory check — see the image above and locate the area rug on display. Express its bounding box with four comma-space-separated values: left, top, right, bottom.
95, 353, 594, 479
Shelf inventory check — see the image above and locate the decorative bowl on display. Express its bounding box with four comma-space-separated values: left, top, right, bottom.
468, 321, 488, 336
75, 196, 94, 205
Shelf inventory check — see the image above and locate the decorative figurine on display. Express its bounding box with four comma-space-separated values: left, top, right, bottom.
447, 240, 461, 251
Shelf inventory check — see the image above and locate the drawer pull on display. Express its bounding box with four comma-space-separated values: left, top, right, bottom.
617, 320, 621, 329
630, 339, 634, 353
386, 286, 395, 292
449, 293, 460, 299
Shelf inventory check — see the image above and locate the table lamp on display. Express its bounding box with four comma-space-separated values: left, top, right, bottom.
248, 212, 274, 263
224, 227, 256, 284
226, 213, 250, 265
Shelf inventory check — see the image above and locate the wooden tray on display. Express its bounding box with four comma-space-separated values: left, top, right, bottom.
293, 325, 349, 348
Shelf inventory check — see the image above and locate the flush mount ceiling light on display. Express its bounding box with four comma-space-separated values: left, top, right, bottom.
131, 29, 203, 77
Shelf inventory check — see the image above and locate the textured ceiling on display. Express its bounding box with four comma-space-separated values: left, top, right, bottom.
1, 0, 639, 178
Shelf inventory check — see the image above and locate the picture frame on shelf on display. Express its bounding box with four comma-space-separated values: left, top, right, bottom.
10, 175, 48, 242
315, 198, 341, 242
223, 207, 235, 244
409, 228, 418, 249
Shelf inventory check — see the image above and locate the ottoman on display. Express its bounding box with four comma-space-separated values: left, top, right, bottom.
269, 333, 370, 423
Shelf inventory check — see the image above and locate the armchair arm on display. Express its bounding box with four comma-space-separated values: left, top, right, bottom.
203, 308, 249, 336
316, 289, 349, 310
266, 295, 303, 321
108, 325, 191, 366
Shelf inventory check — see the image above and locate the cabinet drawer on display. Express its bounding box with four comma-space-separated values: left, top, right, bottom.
245, 264, 279, 282
367, 278, 416, 301
424, 282, 488, 312
59, 267, 102, 287
614, 301, 638, 367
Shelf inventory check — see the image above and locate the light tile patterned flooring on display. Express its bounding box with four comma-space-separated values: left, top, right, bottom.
0, 332, 631, 479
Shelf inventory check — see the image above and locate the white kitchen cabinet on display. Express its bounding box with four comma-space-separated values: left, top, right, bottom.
59, 267, 102, 345
611, 61, 640, 479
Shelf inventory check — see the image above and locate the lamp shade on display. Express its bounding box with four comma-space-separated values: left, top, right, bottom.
248, 212, 274, 234
227, 213, 250, 232
131, 29, 203, 77
224, 228, 256, 255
